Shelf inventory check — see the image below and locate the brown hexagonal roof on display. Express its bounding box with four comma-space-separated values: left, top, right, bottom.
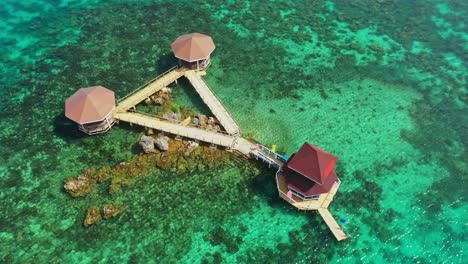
65, 86, 115, 124
171, 33, 215, 62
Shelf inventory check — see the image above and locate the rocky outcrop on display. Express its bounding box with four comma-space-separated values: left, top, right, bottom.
161, 87, 172, 94
153, 97, 164, 105
64, 175, 94, 197
192, 117, 200, 126
198, 115, 208, 126
139, 135, 156, 153
146, 128, 154, 136
184, 141, 200, 156
155, 135, 169, 151
83, 204, 125, 227
84, 206, 102, 227
102, 204, 126, 219
208, 117, 217, 126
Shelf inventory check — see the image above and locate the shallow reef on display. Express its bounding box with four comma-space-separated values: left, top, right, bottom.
0, 0, 466, 263
64, 137, 232, 225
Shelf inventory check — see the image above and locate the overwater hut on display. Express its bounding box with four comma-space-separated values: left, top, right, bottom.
277, 142, 340, 204
65, 86, 116, 135
171, 33, 215, 71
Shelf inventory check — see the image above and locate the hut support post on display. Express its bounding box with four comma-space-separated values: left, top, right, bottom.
106, 117, 111, 128
196, 60, 200, 71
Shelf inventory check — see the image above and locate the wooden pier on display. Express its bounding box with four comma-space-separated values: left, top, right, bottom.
318, 208, 348, 241
276, 171, 347, 241
114, 112, 237, 148
116, 66, 186, 112
185, 71, 240, 136
110, 66, 347, 241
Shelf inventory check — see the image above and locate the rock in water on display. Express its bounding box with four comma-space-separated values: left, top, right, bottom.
161, 87, 172, 94
192, 117, 200, 126
155, 136, 169, 151
208, 117, 216, 125
64, 175, 93, 197
102, 204, 125, 219
184, 141, 200, 156
139, 135, 156, 153
146, 128, 154, 136
198, 115, 208, 126
153, 97, 164, 105
84, 206, 102, 227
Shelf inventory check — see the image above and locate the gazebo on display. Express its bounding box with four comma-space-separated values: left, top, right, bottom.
171, 32, 215, 71
65, 86, 116, 135
275, 142, 347, 240
282, 143, 339, 200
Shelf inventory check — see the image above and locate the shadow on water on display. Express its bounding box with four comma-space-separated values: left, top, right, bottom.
173, 77, 213, 116
52, 113, 87, 141
155, 53, 178, 73
249, 162, 287, 208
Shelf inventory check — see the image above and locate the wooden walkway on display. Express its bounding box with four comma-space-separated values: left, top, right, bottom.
110, 66, 347, 241
116, 67, 186, 112
275, 171, 347, 240
114, 112, 236, 148
318, 208, 348, 241
185, 71, 240, 136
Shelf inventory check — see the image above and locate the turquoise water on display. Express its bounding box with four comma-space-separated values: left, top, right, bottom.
1, 0, 466, 263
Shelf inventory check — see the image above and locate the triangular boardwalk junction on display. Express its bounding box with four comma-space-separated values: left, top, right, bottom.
64, 32, 347, 241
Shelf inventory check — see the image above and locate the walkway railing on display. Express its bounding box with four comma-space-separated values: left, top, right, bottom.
114, 112, 236, 148
255, 151, 281, 168
131, 110, 233, 136
117, 66, 178, 103
185, 71, 241, 136
258, 145, 287, 163
275, 169, 298, 204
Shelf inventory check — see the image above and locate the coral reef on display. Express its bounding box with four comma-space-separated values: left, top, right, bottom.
83, 206, 102, 227
67, 136, 230, 223
64, 175, 94, 197
139, 135, 157, 154
102, 204, 126, 220
63, 168, 109, 197
154, 135, 169, 151
83, 204, 126, 227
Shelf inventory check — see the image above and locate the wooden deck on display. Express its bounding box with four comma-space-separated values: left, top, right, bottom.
318, 208, 348, 241
185, 70, 240, 136
116, 67, 186, 112
110, 66, 347, 241
114, 112, 236, 148
276, 172, 347, 240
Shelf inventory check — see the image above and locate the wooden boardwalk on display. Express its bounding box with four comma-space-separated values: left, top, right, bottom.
110, 66, 347, 241
116, 67, 186, 112
114, 112, 236, 148
318, 208, 348, 241
275, 171, 347, 240
185, 71, 240, 136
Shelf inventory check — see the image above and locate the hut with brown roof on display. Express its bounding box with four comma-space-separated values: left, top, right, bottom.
171, 33, 215, 71
65, 86, 116, 135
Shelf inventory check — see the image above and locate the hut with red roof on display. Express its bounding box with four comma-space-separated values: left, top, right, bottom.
65, 86, 116, 135
283, 143, 338, 200
276, 142, 341, 210
171, 33, 215, 71
271, 142, 347, 240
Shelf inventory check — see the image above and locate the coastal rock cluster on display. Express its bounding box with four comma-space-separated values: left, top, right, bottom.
139, 135, 169, 153
193, 115, 221, 133
63, 168, 109, 197
84, 204, 126, 227
64, 136, 229, 227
